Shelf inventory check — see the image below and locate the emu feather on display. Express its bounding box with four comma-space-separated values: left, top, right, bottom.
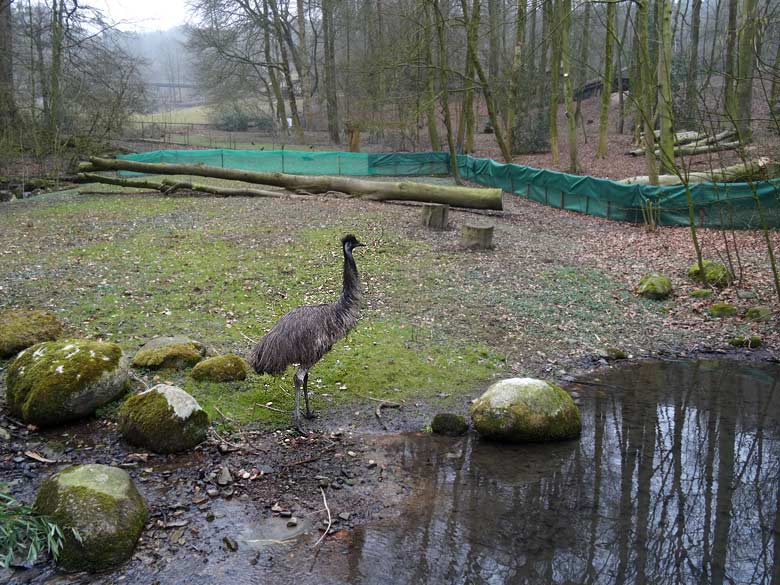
248, 234, 365, 429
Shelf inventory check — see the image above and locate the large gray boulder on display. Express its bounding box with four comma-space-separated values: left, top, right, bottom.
119, 384, 209, 453
6, 339, 129, 427
470, 378, 581, 443
132, 336, 205, 370
34, 464, 147, 572
0, 309, 63, 358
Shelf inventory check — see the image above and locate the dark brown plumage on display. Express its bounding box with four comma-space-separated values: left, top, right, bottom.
249, 234, 365, 429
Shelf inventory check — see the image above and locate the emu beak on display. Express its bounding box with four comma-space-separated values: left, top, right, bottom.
354, 240, 367, 248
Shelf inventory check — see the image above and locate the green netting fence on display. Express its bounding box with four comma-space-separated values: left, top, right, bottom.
118, 149, 780, 229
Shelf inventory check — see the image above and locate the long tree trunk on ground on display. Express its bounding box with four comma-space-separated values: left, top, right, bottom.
724, 0, 738, 123
684, 0, 702, 124
560, 0, 579, 173
432, 0, 460, 181
463, 0, 512, 162
736, 0, 759, 140
0, 0, 15, 133
423, 2, 440, 151
597, 0, 615, 157
81, 157, 503, 210
322, 0, 340, 144
658, 0, 675, 173
548, 0, 560, 164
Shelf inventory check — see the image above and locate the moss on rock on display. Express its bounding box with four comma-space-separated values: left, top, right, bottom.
637, 273, 672, 300
688, 260, 731, 288
745, 306, 772, 322
728, 335, 762, 348
431, 413, 468, 436
470, 378, 581, 443
34, 464, 147, 572
0, 309, 63, 358
6, 339, 128, 427
119, 384, 209, 453
191, 354, 249, 382
708, 302, 737, 318
690, 288, 714, 299
132, 336, 205, 370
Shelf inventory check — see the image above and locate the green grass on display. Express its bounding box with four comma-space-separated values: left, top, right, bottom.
132, 106, 212, 125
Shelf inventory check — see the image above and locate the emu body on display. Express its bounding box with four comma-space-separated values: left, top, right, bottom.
249, 234, 365, 429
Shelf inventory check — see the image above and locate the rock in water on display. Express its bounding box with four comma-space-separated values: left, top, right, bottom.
0, 309, 63, 358
636, 273, 673, 300
34, 464, 147, 572
191, 354, 250, 382
119, 384, 209, 453
6, 340, 129, 427
132, 336, 206, 370
431, 413, 469, 436
470, 378, 581, 443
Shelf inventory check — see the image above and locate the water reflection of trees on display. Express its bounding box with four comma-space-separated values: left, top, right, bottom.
346, 361, 780, 585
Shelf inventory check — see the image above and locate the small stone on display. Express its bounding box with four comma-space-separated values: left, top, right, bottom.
223, 536, 238, 552
318, 479, 330, 489
206, 488, 219, 497
222, 487, 235, 498
271, 503, 283, 513
205, 511, 215, 522
279, 509, 293, 518
346, 451, 357, 457
366, 460, 377, 469
286, 517, 298, 528
0, 427, 10, 441
708, 302, 737, 318
431, 413, 468, 436
338, 512, 351, 521
637, 273, 672, 300
192, 495, 209, 505
736, 290, 757, 300
345, 479, 356, 486
216, 466, 233, 486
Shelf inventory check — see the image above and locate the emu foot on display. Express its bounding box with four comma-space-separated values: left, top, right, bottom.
304, 410, 318, 420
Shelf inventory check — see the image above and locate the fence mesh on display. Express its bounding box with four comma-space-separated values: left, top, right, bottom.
118, 149, 780, 229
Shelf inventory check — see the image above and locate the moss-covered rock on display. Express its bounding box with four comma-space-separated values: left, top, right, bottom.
637, 273, 672, 300
132, 336, 205, 370
688, 260, 731, 288
745, 306, 772, 322
119, 384, 209, 453
728, 335, 762, 348
6, 340, 129, 427
708, 302, 737, 318
597, 347, 628, 360
0, 309, 63, 358
690, 288, 714, 299
470, 378, 581, 443
34, 464, 147, 572
431, 413, 468, 436
191, 354, 249, 382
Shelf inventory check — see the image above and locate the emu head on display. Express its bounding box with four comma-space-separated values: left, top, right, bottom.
341, 234, 366, 253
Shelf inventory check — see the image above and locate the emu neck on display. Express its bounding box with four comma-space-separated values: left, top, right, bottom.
340, 247, 361, 306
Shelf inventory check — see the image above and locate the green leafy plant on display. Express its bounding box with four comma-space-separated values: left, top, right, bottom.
0, 492, 80, 568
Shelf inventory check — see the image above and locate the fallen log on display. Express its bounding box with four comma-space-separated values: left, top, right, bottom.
629, 130, 739, 156
79, 173, 286, 198
619, 158, 777, 185
640, 130, 707, 146
81, 156, 504, 211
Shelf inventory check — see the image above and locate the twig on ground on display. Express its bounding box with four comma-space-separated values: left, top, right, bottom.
237, 329, 259, 344
314, 487, 332, 547
374, 402, 401, 430
129, 371, 150, 390
254, 402, 289, 414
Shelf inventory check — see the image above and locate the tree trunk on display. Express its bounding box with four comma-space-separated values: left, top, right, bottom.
548, 0, 560, 164
561, 0, 579, 173
508, 0, 526, 154
724, 0, 738, 123
619, 158, 777, 184
637, 0, 659, 183
263, 2, 287, 131
457, 0, 479, 154
268, 0, 304, 144
596, 1, 615, 157
573, 1, 590, 128
0, 0, 15, 132
81, 157, 504, 210
433, 0, 460, 181
423, 2, 440, 150
657, 0, 675, 173
323, 0, 340, 144
684, 0, 702, 123
296, 0, 312, 127
736, 0, 758, 140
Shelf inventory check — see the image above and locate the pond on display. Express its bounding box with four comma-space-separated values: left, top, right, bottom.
294, 359, 780, 584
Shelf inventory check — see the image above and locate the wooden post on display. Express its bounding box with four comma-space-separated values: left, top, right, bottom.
461, 224, 494, 250
421, 203, 449, 229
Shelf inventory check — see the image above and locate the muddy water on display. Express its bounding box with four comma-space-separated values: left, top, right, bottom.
302, 359, 780, 585
15, 359, 780, 584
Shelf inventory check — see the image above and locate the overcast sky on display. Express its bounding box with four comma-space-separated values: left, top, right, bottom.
89, 0, 192, 32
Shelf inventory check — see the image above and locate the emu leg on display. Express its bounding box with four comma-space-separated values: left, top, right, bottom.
293, 370, 304, 430
302, 371, 317, 419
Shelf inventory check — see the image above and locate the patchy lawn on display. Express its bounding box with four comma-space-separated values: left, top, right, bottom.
1, 186, 778, 431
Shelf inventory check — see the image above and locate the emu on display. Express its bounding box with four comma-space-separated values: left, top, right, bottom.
249, 234, 366, 429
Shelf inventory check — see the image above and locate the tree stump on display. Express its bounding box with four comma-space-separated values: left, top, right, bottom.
461, 224, 494, 250
421, 203, 449, 229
